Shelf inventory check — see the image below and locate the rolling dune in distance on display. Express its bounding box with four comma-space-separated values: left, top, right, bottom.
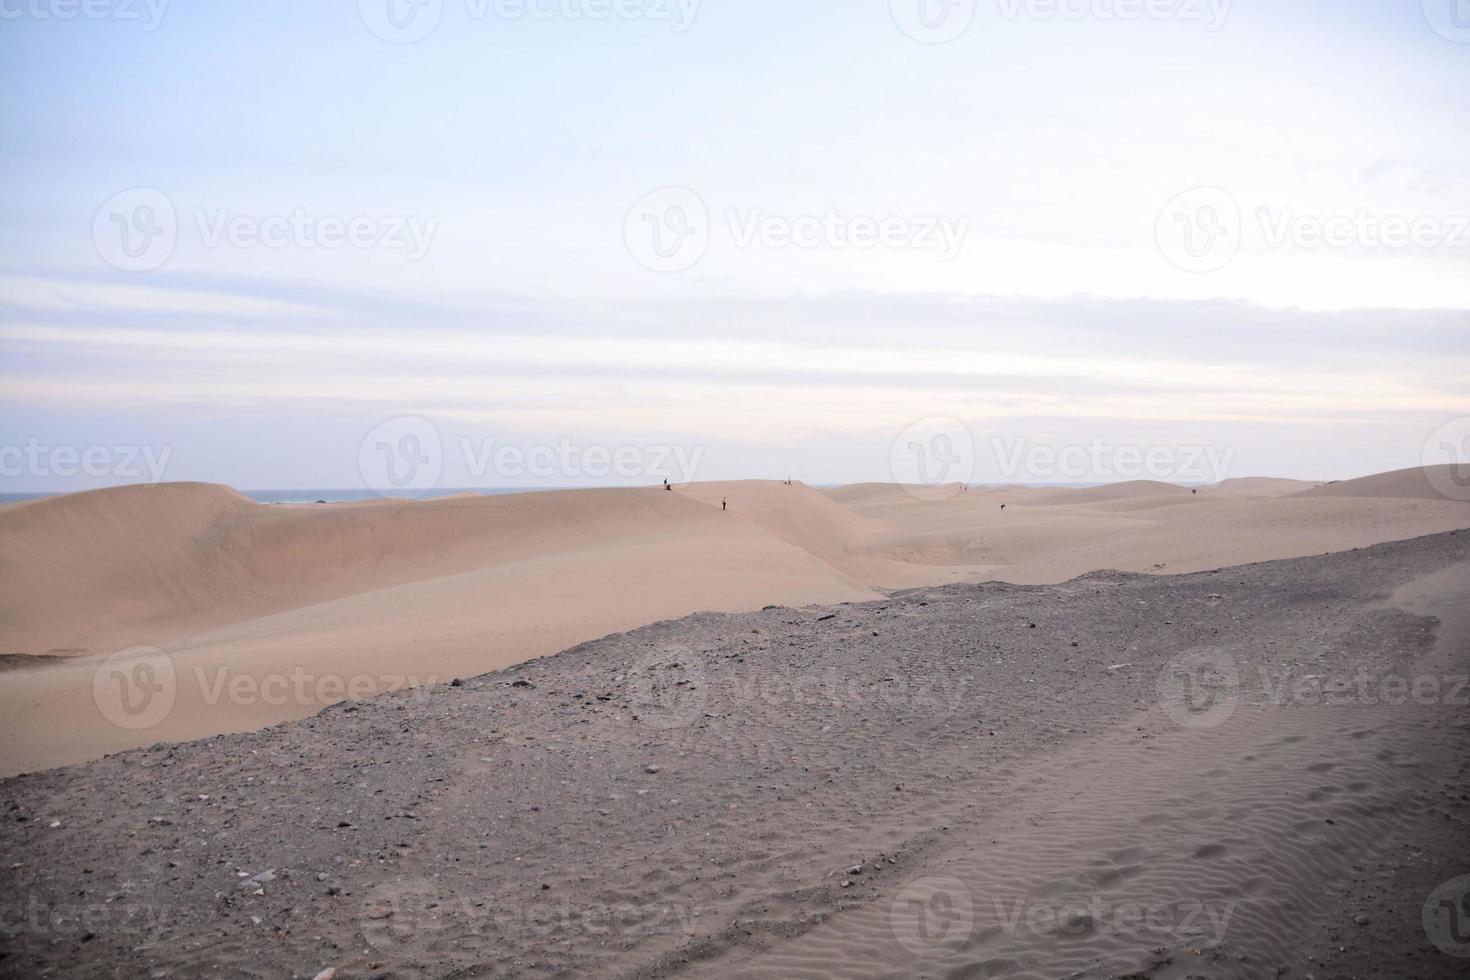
1, 466, 1467, 776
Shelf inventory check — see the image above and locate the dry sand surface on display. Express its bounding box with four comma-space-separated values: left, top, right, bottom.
1, 467, 1469, 775
1, 531, 1467, 979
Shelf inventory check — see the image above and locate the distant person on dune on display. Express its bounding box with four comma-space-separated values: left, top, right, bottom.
722, 497, 727, 511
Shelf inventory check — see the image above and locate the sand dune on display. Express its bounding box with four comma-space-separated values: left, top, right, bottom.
0, 481, 869, 658
1, 467, 1468, 775
1292, 463, 1470, 500
1028, 479, 1194, 506
1212, 476, 1319, 496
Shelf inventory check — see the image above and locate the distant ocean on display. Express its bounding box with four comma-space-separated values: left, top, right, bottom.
240, 487, 565, 504
0, 487, 571, 506
0, 482, 1130, 508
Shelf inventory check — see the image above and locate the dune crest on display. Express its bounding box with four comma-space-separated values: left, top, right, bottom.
1029, 479, 1193, 506
1212, 476, 1319, 497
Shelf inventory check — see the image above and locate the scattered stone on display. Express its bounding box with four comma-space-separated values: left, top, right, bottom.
237, 869, 277, 889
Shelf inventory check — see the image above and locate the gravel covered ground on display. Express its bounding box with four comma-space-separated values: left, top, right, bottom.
3, 531, 1468, 979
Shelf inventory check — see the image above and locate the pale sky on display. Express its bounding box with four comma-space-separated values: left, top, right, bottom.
1, 0, 1467, 492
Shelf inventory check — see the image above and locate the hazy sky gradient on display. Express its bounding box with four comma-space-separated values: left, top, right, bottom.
2, 0, 1467, 491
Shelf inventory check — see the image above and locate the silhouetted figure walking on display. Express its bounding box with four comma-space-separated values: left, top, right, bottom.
722, 497, 727, 511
